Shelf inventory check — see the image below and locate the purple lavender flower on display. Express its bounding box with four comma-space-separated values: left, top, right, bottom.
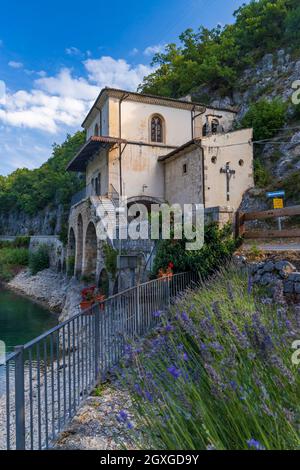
167, 365, 181, 379
118, 410, 128, 422
134, 383, 142, 396
247, 438, 265, 450
181, 311, 189, 322
165, 323, 174, 333
145, 391, 153, 402
153, 310, 163, 318
210, 341, 224, 353
183, 352, 189, 361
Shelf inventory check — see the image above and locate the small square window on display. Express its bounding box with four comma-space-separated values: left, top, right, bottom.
183, 163, 187, 174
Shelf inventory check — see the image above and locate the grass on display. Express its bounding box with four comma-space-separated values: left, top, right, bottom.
117, 266, 300, 450
0, 247, 29, 282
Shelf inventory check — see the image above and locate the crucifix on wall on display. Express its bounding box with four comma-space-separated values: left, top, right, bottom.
220, 162, 235, 202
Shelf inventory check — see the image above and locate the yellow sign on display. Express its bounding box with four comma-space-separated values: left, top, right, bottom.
273, 198, 284, 209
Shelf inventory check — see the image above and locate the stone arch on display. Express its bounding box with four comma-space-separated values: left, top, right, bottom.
76, 214, 84, 277
84, 222, 97, 280
67, 227, 76, 276
98, 268, 109, 296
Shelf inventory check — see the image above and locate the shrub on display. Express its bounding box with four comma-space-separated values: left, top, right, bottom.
119, 266, 300, 450
103, 243, 118, 279
253, 158, 272, 187
14, 236, 30, 248
0, 247, 29, 281
152, 223, 237, 280
240, 99, 287, 141
29, 245, 50, 275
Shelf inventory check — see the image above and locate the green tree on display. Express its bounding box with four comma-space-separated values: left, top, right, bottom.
240, 99, 287, 141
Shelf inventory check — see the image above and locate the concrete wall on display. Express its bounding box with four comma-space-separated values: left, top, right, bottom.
109, 97, 193, 146
86, 148, 109, 195
194, 107, 236, 138
202, 128, 254, 210
164, 146, 204, 207
86, 98, 109, 139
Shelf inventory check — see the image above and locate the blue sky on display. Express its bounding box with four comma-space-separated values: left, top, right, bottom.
0, 0, 248, 176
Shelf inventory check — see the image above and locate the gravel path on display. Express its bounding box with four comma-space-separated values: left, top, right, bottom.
54, 385, 138, 450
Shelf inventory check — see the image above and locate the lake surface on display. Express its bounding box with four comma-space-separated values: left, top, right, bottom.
0, 286, 57, 395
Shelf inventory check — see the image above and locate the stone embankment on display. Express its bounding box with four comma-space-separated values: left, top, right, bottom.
8, 268, 83, 321
250, 260, 300, 302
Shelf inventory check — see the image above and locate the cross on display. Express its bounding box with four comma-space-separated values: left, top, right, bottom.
220, 162, 235, 202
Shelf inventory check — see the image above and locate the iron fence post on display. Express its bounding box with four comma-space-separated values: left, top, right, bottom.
14, 345, 25, 450
136, 284, 141, 335
94, 306, 101, 382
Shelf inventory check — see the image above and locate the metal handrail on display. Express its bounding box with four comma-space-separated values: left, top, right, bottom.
1, 270, 198, 450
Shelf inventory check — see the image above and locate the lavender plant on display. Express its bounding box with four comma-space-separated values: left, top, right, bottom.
118, 267, 300, 450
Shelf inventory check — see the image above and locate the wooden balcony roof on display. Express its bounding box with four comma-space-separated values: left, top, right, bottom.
66, 136, 126, 172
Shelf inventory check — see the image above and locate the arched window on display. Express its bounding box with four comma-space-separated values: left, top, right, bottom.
211, 119, 219, 134
202, 123, 207, 136
150, 115, 164, 143
94, 123, 99, 136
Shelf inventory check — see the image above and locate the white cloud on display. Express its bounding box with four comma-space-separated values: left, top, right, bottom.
0, 81, 5, 105
0, 126, 53, 175
36, 70, 47, 78
130, 48, 139, 56
65, 46, 82, 56
0, 56, 154, 142
84, 56, 152, 91
144, 44, 166, 56
8, 61, 24, 69
36, 68, 98, 100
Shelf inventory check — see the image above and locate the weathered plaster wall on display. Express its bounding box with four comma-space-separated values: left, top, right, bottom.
86, 149, 109, 194
164, 146, 204, 207
203, 128, 254, 210
86, 98, 109, 139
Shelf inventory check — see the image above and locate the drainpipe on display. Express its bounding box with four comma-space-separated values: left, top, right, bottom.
118, 93, 129, 196
193, 140, 206, 208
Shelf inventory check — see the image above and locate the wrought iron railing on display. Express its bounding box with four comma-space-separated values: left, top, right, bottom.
0, 271, 198, 450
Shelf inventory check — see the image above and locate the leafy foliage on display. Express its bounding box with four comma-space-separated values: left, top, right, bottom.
29, 245, 50, 275
152, 223, 237, 279
253, 158, 272, 187
103, 243, 118, 279
0, 131, 85, 216
139, 0, 300, 97
0, 247, 29, 281
240, 99, 287, 141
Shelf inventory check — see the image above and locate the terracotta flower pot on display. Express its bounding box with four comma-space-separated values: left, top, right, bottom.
80, 300, 94, 311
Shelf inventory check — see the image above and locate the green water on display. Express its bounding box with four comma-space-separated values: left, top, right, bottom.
0, 286, 57, 353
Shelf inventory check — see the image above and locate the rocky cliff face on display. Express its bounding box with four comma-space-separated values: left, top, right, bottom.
192, 48, 300, 184
0, 203, 66, 236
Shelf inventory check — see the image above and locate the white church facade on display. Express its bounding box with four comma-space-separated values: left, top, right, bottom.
66, 87, 254, 287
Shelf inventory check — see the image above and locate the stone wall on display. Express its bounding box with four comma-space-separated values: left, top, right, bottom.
250, 260, 300, 302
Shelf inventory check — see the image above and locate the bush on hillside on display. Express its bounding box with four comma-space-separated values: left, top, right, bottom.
240, 99, 287, 141
29, 245, 50, 275
140, 0, 300, 97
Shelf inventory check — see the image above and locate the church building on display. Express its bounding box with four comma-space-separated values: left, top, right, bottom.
66, 87, 253, 287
